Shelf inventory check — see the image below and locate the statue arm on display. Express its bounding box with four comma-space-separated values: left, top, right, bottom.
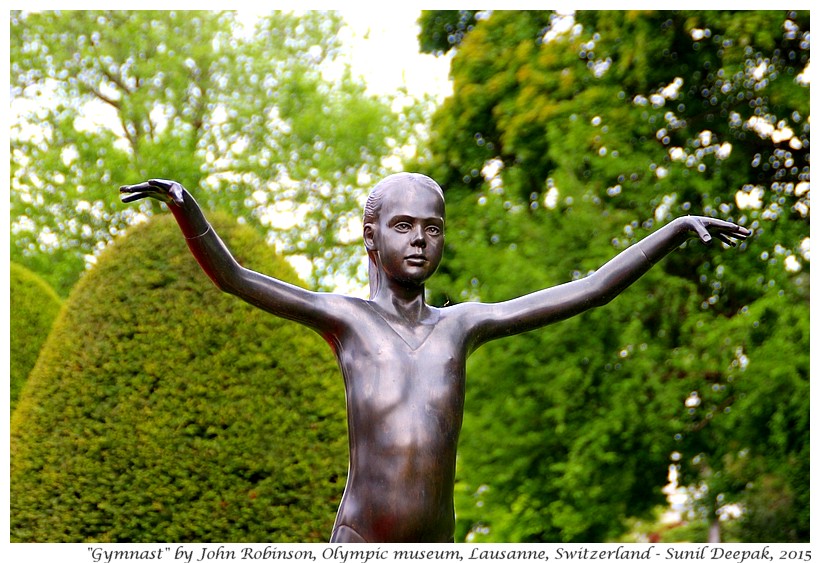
120, 179, 336, 332
469, 216, 749, 346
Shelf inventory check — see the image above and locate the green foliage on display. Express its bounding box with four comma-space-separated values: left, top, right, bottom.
10, 10, 419, 294
10, 214, 347, 542
418, 10, 481, 55
675, 291, 809, 542
417, 10, 809, 541
10, 262, 62, 414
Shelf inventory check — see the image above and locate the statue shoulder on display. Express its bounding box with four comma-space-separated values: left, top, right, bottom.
313, 292, 381, 325
437, 300, 492, 325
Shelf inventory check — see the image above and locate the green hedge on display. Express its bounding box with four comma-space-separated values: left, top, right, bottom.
10, 262, 62, 413
11, 214, 347, 542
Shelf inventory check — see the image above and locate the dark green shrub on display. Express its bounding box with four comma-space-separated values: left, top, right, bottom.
10, 262, 62, 413
11, 214, 347, 542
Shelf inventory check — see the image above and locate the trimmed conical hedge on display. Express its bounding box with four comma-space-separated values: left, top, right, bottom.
10, 262, 62, 414
11, 214, 347, 542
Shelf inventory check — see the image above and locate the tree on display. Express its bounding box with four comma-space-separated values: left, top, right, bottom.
10, 10, 418, 295
416, 10, 809, 541
10, 262, 62, 414
10, 214, 347, 542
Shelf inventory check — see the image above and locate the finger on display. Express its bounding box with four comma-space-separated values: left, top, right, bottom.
120, 182, 155, 193
148, 179, 175, 190
121, 192, 153, 203
121, 187, 161, 198
692, 220, 712, 243
713, 233, 737, 247
715, 222, 750, 237
712, 226, 749, 242
698, 217, 735, 228
701, 218, 751, 237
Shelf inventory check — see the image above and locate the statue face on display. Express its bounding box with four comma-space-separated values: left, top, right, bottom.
366, 182, 445, 287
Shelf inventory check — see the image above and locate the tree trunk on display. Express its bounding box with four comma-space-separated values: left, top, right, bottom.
708, 519, 721, 542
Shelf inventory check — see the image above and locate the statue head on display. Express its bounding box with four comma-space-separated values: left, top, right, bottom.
363, 173, 446, 299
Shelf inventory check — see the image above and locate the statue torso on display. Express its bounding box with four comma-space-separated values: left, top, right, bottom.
325, 298, 472, 542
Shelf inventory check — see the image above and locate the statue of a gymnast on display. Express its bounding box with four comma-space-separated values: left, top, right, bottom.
121, 173, 748, 542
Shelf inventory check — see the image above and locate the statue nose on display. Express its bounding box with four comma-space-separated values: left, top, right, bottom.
412, 226, 426, 247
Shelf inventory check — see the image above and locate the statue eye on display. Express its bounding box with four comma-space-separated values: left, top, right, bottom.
394, 222, 411, 232
426, 226, 441, 236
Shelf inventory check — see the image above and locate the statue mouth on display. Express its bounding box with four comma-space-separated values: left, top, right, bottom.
405, 255, 428, 264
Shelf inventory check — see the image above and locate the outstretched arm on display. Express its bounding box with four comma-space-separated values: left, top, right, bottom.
119, 179, 336, 332
469, 216, 749, 346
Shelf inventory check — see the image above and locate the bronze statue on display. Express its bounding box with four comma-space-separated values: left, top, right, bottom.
120, 173, 749, 543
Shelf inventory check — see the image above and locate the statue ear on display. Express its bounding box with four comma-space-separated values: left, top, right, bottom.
363, 223, 377, 251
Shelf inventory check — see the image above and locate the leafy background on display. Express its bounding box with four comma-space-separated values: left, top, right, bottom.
10, 262, 62, 413
11, 215, 347, 542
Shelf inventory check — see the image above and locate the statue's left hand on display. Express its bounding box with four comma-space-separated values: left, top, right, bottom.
119, 179, 185, 206
677, 216, 751, 247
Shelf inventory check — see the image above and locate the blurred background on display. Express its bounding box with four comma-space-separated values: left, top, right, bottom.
9, 10, 809, 543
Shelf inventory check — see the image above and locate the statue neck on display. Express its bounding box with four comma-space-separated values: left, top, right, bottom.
371, 276, 428, 324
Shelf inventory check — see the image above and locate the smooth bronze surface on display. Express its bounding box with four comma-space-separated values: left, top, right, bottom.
120, 173, 749, 542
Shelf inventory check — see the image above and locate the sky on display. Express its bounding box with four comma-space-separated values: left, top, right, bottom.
235, 6, 455, 103
236, 7, 456, 108
334, 9, 453, 102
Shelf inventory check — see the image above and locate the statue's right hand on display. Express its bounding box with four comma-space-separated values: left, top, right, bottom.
119, 179, 185, 206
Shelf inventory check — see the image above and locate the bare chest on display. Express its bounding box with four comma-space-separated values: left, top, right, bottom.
334, 308, 468, 442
